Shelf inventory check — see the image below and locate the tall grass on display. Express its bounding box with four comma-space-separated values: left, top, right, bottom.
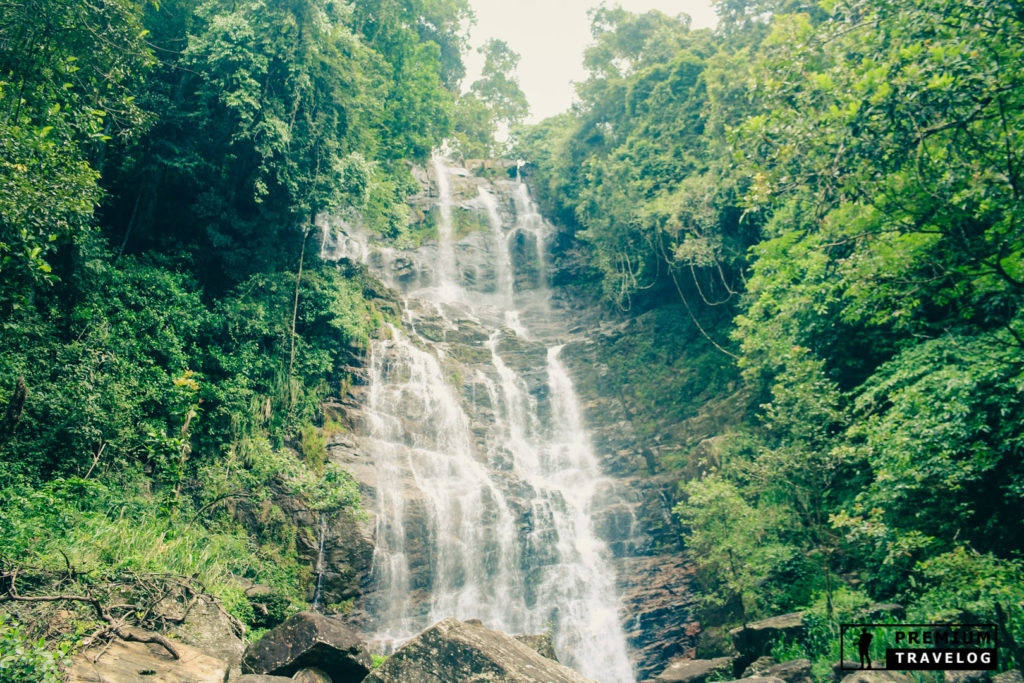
1, 476, 301, 625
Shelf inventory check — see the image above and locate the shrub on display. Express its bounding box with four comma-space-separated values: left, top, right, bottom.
0, 614, 65, 683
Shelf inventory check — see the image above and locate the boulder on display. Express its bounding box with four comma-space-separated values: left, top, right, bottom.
840, 670, 913, 683
759, 659, 813, 683
514, 633, 559, 661
67, 639, 228, 683
945, 673, 990, 683
833, 662, 885, 681
363, 618, 595, 683
169, 596, 245, 670
234, 676, 292, 683
743, 657, 778, 677
994, 672, 1023, 683
730, 613, 806, 662
241, 611, 372, 681
292, 668, 333, 683
655, 656, 735, 683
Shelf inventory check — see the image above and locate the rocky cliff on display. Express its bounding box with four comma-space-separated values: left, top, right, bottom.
308, 160, 706, 681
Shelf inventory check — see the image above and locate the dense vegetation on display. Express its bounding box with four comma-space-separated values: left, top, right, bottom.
2, 0, 1021, 677
0, 0, 529, 673
517, 0, 1024, 673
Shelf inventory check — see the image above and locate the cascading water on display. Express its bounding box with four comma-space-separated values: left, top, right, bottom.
323, 157, 635, 682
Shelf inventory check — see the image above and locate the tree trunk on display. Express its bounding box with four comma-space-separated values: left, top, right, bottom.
0, 376, 27, 444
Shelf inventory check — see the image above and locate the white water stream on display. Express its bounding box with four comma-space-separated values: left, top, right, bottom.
321, 157, 634, 682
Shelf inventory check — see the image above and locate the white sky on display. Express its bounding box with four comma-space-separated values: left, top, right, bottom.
463, 1, 719, 123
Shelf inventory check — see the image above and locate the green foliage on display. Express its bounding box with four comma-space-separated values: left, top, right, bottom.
450, 94, 496, 160
0, 92, 99, 288
913, 547, 1024, 668
0, 476, 297, 624
0, 0, 419, 649
0, 433, 357, 638
676, 474, 794, 616
450, 39, 528, 159
0, 0, 152, 297
0, 614, 65, 683
471, 39, 529, 127
522, 0, 1024, 643
518, 8, 752, 317
250, 591, 292, 630
327, 597, 355, 615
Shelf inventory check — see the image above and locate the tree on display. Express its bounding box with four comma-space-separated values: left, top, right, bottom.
351, 0, 471, 161
449, 39, 529, 159
0, 0, 152, 300
470, 39, 529, 128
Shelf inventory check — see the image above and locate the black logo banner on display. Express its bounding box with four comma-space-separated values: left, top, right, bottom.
840, 623, 998, 671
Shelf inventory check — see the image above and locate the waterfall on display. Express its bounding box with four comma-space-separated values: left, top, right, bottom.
324, 156, 635, 682
431, 156, 461, 304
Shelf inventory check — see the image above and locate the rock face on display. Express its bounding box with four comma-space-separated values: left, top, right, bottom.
67, 639, 228, 683
319, 164, 711, 679
231, 481, 374, 611
616, 554, 701, 678
654, 656, 735, 683
241, 611, 372, 681
514, 633, 559, 661
364, 618, 596, 683
730, 613, 806, 666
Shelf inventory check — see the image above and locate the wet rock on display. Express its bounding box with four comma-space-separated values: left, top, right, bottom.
393, 257, 415, 280
363, 618, 595, 683
230, 481, 373, 610
316, 507, 374, 605
241, 611, 372, 681
67, 639, 228, 683
721, 677, 786, 683
730, 613, 805, 663
514, 633, 559, 661
654, 656, 735, 683
616, 554, 701, 679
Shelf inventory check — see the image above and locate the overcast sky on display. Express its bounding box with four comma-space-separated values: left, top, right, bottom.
463, 1, 719, 123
